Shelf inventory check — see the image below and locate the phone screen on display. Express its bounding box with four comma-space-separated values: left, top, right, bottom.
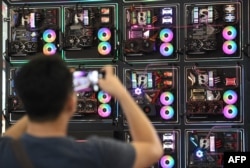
73, 71, 92, 92
73, 70, 99, 92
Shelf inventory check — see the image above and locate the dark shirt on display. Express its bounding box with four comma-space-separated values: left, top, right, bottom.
0, 133, 135, 168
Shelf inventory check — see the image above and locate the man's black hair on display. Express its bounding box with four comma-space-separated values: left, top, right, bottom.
14, 56, 73, 122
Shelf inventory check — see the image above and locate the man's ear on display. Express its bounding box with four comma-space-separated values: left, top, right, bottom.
65, 92, 77, 117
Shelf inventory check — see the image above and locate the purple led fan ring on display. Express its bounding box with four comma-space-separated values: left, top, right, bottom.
160, 92, 174, 106
223, 105, 238, 119
98, 104, 111, 118
160, 106, 174, 120
160, 155, 175, 168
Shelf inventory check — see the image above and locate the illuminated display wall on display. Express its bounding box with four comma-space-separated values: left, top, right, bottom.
1, 0, 250, 167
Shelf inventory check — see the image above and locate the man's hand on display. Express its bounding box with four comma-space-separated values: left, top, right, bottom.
98, 65, 127, 101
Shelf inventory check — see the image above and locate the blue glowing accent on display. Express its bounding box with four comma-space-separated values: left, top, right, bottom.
134, 88, 142, 95
195, 149, 204, 158
190, 136, 198, 147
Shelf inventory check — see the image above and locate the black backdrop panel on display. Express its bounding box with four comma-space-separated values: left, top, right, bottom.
1, 0, 250, 167
63, 4, 118, 61
123, 4, 179, 63
8, 6, 62, 62
184, 2, 242, 61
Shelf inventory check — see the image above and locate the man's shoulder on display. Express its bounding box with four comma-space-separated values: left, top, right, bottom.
0, 136, 12, 141
86, 136, 127, 147
0, 136, 15, 161
0, 136, 12, 146
0, 135, 135, 168
86, 136, 135, 155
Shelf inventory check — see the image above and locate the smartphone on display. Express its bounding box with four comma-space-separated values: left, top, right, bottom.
73, 70, 101, 92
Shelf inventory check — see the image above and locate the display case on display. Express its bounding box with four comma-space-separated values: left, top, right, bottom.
7, 6, 62, 62
63, 3, 118, 62
123, 4, 179, 63
123, 66, 179, 124
185, 128, 244, 168
184, 1, 242, 61
7, 65, 118, 124
185, 65, 243, 124
125, 130, 180, 168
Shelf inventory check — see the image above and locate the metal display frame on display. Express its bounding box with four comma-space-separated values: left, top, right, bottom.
1, 0, 250, 167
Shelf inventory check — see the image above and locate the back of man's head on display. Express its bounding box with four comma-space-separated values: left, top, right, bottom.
14, 56, 73, 122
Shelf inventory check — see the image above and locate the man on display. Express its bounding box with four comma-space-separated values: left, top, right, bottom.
0, 56, 163, 168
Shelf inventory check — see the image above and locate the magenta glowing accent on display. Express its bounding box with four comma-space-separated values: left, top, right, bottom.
43, 43, 57, 56
160, 92, 174, 105
98, 91, 111, 103
97, 28, 111, 41
222, 40, 237, 55
98, 42, 111, 55
43, 29, 56, 43
160, 28, 174, 42
160, 155, 175, 168
223, 105, 238, 119
134, 88, 142, 95
160, 106, 174, 120
160, 43, 174, 57
98, 104, 111, 118
225, 78, 236, 86
222, 26, 237, 40
223, 90, 238, 104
